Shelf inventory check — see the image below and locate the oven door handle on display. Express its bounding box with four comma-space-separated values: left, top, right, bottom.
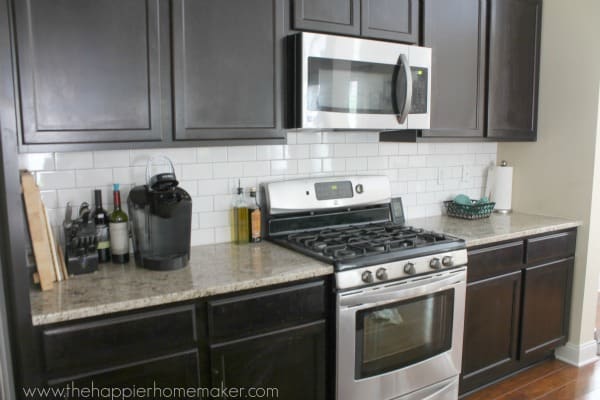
339, 272, 465, 309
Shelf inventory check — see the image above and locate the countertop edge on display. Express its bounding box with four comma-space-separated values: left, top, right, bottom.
31, 265, 334, 326
464, 221, 581, 248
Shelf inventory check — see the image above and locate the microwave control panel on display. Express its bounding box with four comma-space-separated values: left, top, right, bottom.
410, 67, 429, 114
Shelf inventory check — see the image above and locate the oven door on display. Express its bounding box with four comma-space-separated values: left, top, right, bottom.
297, 32, 430, 130
336, 269, 466, 400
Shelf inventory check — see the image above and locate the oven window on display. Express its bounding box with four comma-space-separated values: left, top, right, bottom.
355, 289, 454, 379
307, 57, 406, 115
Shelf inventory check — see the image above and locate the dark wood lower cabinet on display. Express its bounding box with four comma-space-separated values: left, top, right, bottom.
460, 230, 576, 396
520, 258, 574, 363
461, 271, 521, 394
210, 321, 326, 400
48, 350, 201, 390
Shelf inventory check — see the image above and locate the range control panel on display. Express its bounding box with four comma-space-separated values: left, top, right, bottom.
410, 67, 429, 114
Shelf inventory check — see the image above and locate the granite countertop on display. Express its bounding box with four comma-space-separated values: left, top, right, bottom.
408, 212, 581, 248
30, 212, 581, 326
30, 241, 332, 326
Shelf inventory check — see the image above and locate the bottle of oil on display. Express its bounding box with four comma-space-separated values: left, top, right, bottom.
248, 188, 262, 242
233, 182, 249, 244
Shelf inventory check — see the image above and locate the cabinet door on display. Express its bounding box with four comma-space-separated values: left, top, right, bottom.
14, 0, 170, 145
172, 0, 285, 142
49, 351, 201, 390
520, 258, 574, 363
422, 0, 486, 138
487, 0, 542, 140
293, 0, 360, 36
360, 0, 418, 43
460, 271, 522, 394
210, 321, 327, 400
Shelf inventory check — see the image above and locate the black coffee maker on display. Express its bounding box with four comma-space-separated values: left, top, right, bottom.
128, 156, 192, 270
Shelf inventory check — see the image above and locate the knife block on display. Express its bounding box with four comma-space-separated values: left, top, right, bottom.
64, 217, 99, 276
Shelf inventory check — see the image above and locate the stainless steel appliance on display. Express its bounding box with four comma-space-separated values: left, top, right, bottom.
288, 32, 431, 130
263, 176, 466, 400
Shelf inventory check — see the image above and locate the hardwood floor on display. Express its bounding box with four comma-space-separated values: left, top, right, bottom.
464, 359, 600, 400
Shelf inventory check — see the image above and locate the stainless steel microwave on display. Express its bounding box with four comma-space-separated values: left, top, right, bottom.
288, 32, 431, 130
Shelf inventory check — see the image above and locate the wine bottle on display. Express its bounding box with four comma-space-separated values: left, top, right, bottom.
92, 189, 111, 263
248, 188, 262, 242
109, 184, 129, 263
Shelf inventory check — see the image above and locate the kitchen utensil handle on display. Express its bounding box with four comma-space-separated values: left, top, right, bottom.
397, 53, 412, 125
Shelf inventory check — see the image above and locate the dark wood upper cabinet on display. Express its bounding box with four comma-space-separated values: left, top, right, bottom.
292, 0, 360, 36
520, 258, 573, 364
14, 0, 170, 145
172, 0, 285, 142
360, 0, 418, 43
487, 0, 542, 140
422, 0, 486, 138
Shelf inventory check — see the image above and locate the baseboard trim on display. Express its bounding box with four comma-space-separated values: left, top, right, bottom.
555, 341, 599, 367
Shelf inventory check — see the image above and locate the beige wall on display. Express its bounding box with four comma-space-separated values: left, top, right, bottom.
498, 0, 600, 347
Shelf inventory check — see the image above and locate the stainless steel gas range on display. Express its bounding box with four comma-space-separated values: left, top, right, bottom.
263, 175, 467, 400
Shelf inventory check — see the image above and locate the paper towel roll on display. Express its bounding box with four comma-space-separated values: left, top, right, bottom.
491, 165, 513, 212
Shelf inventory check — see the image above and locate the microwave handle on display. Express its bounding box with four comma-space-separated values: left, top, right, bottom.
396, 54, 412, 124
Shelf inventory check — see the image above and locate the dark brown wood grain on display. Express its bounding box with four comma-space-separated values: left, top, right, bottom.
467, 241, 525, 283
487, 0, 542, 140
360, 0, 418, 43
526, 230, 577, 265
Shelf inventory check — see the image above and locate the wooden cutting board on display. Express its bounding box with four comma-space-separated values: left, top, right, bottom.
21, 171, 55, 291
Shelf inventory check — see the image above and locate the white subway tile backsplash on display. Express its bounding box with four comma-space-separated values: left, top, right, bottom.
21, 130, 496, 245
40, 190, 58, 209
243, 161, 270, 177
93, 150, 130, 168
367, 156, 388, 170
322, 158, 345, 172
19, 153, 55, 171
75, 169, 113, 187
55, 152, 93, 170
298, 159, 322, 173
36, 171, 75, 189
334, 144, 357, 157
283, 145, 309, 160
257, 145, 283, 160
356, 143, 379, 157
199, 211, 230, 228
192, 196, 214, 213
181, 163, 214, 180
310, 144, 334, 158
197, 147, 227, 163
271, 160, 298, 175
321, 132, 346, 144
212, 162, 241, 179
227, 146, 257, 161
191, 229, 215, 246
296, 132, 322, 144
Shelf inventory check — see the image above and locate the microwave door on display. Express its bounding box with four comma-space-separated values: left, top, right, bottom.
392, 54, 412, 126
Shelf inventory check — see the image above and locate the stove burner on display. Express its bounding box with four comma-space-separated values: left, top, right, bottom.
282, 223, 458, 264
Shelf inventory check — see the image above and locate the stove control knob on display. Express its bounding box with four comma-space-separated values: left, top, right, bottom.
403, 262, 416, 275
442, 256, 454, 267
430, 258, 442, 270
355, 184, 364, 194
361, 270, 374, 283
376, 268, 388, 280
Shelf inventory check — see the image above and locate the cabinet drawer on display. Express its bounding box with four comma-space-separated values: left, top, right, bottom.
467, 241, 524, 282
42, 305, 197, 376
526, 230, 576, 265
208, 280, 326, 343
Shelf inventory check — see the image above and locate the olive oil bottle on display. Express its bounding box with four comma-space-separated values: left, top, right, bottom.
248, 188, 262, 242
232, 183, 249, 244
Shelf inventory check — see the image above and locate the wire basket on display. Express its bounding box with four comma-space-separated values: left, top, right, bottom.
444, 200, 496, 220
